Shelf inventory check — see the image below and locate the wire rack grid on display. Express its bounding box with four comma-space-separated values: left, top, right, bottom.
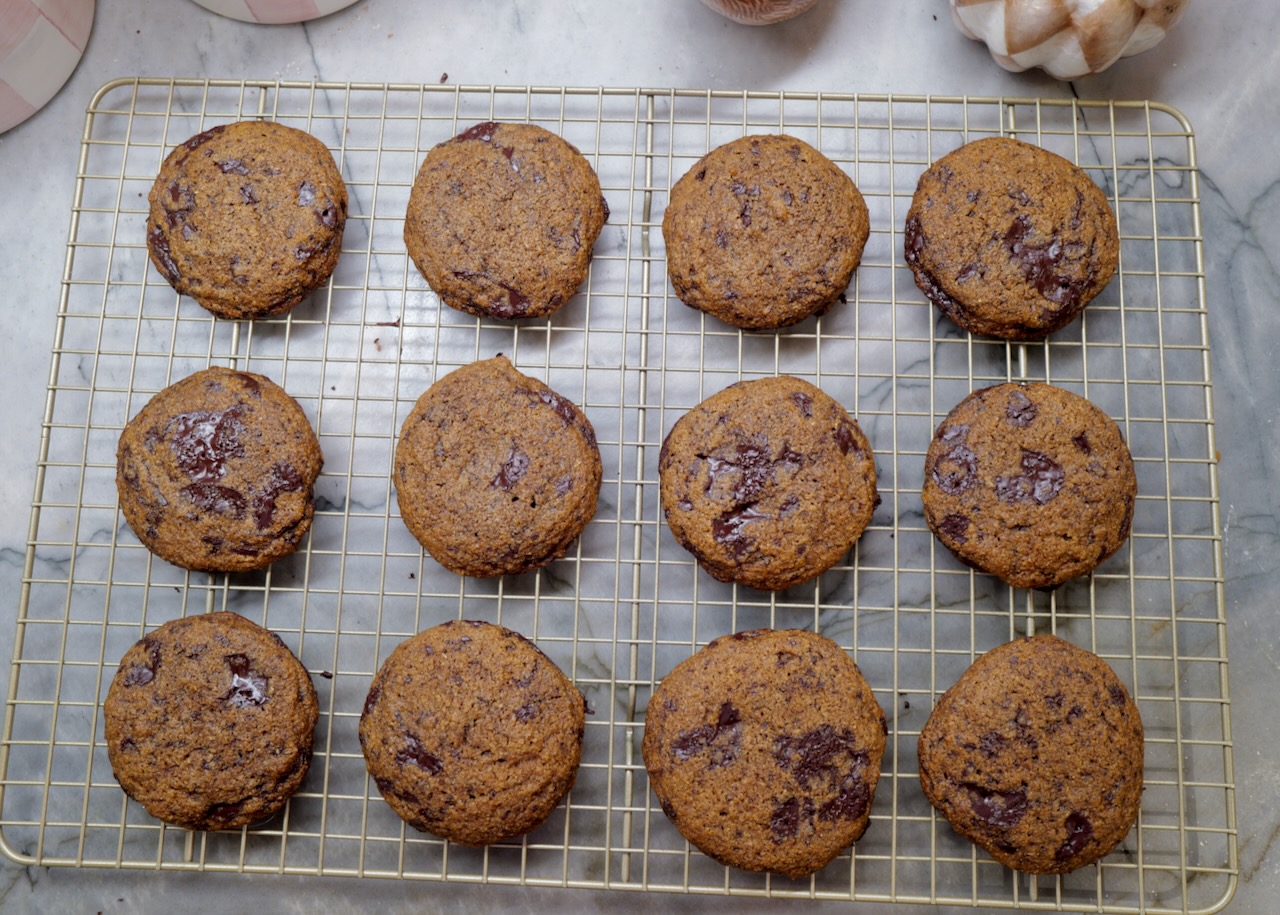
0, 79, 1234, 913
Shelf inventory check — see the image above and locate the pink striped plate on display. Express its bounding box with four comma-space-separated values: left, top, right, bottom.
0, 0, 95, 135
187, 0, 360, 24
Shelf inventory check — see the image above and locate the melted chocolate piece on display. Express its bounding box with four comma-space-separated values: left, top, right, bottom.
818, 773, 871, 823
1073, 432, 1092, 454
790, 391, 813, 417
1003, 215, 1090, 307
834, 419, 858, 456
317, 204, 340, 229
515, 703, 537, 722
216, 158, 250, 176
166, 405, 247, 482
712, 504, 770, 557
1005, 388, 1038, 428
456, 121, 500, 144
1055, 812, 1094, 861
222, 653, 268, 708
670, 701, 742, 768
1109, 683, 1128, 706
395, 734, 444, 775
770, 796, 814, 841
239, 185, 258, 205
932, 444, 978, 495
148, 226, 182, 282
182, 125, 226, 151
535, 388, 593, 444
252, 462, 306, 530
938, 512, 970, 543
181, 482, 247, 518
978, 731, 1007, 756
297, 180, 317, 207
491, 446, 530, 492
123, 637, 161, 687
773, 725, 865, 786
363, 683, 381, 715
994, 449, 1065, 505
964, 783, 1028, 828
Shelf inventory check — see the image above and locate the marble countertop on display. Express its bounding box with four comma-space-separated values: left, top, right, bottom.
1, 1, 1275, 912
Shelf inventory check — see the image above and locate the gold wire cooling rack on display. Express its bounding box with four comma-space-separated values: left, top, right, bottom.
0, 79, 1235, 912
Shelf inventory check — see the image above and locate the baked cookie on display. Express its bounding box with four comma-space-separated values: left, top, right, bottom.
658, 376, 877, 591
104, 611, 319, 830
394, 355, 601, 577
917, 634, 1144, 874
147, 120, 347, 320
403, 121, 608, 320
921, 382, 1135, 590
642, 628, 886, 879
662, 134, 869, 329
359, 620, 586, 846
904, 136, 1119, 340
116, 366, 323, 573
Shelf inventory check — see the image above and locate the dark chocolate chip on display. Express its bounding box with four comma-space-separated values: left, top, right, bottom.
166, 405, 247, 482
1055, 812, 1094, 861
1005, 388, 1038, 428
490, 446, 530, 491
181, 483, 247, 518
297, 180, 317, 207
1003, 214, 1090, 307
222, 653, 268, 708
963, 783, 1028, 828
670, 701, 742, 768
148, 225, 182, 282
395, 734, 444, 775
1073, 432, 1092, 454
994, 449, 1065, 505
216, 158, 250, 176
932, 445, 978, 495
938, 513, 970, 543
770, 796, 814, 841
182, 125, 227, 150
122, 638, 161, 687
252, 462, 306, 530
456, 121, 500, 144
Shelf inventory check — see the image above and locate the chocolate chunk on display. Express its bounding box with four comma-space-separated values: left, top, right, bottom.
217, 158, 250, 176
182, 125, 227, 150
181, 483, 247, 518
773, 725, 865, 786
222, 653, 269, 708
363, 683, 381, 715
770, 796, 815, 841
297, 180, 317, 207
964, 784, 1028, 828
122, 638, 161, 687
455, 121, 499, 143
1005, 388, 1038, 427
712, 504, 770, 557
1055, 812, 1094, 861
147, 226, 182, 282
994, 449, 1065, 505
1003, 215, 1090, 307
252, 462, 306, 530
166, 405, 247, 482
491, 446, 530, 491
932, 444, 978, 495
670, 701, 742, 767
938, 513, 970, 543
395, 734, 444, 775
1073, 432, 1092, 454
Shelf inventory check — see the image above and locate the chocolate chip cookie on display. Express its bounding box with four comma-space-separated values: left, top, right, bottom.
642, 628, 887, 879
104, 611, 319, 830
393, 355, 601, 577
403, 121, 608, 320
917, 634, 1144, 874
147, 120, 348, 320
359, 620, 586, 846
658, 376, 878, 591
904, 136, 1119, 340
921, 382, 1136, 590
663, 134, 870, 329
116, 366, 324, 573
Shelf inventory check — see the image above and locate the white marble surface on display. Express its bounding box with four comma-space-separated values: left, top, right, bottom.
0, 1, 1276, 912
